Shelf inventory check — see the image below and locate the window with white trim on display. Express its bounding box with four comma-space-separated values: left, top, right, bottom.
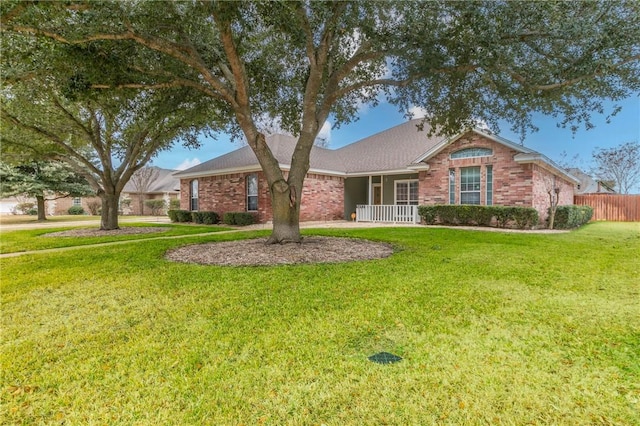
449, 169, 455, 204
460, 167, 481, 205
486, 165, 493, 206
189, 179, 198, 211
450, 147, 493, 159
395, 180, 419, 205
246, 174, 258, 211
73, 197, 82, 207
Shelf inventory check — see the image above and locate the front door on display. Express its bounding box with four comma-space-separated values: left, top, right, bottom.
373, 184, 382, 205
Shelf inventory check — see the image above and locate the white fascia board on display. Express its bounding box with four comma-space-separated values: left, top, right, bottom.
307, 168, 347, 177
172, 165, 264, 179
412, 128, 535, 164
173, 164, 346, 179
407, 164, 430, 171
346, 168, 422, 177
514, 153, 580, 183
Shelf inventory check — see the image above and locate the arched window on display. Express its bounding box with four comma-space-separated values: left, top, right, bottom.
189, 179, 198, 211
246, 174, 258, 211
450, 147, 493, 159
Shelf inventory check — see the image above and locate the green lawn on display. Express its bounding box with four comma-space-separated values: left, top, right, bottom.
0, 223, 233, 254
0, 214, 152, 225
1, 222, 638, 424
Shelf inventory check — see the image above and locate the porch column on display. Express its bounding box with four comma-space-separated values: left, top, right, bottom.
368, 175, 372, 205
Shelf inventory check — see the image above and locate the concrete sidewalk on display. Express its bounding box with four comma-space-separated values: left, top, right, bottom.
0, 216, 171, 231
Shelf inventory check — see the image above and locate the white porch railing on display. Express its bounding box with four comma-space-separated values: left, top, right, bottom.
355, 204, 419, 224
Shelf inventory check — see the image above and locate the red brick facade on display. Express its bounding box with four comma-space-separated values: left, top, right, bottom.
179, 132, 575, 225
418, 133, 575, 223
180, 171, 344, 223
532, 164, 575, 221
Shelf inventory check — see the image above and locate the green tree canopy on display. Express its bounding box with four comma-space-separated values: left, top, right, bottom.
0, 160, 94, 220
2, 1, 639, 240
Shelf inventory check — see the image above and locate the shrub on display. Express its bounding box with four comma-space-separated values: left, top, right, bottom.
86, 200, 101, 215
512, 207, 539, 229
169, 199, 181, 210
191, 211, 219, 225
27, 208, 38, 216
15, 202, 35, 215
145, 199, 167, 216
436, 205, 458, 225
168, 209, 192, 223
223, 212, 257, 226
493, 206, 514, 228
474, 206, 494, 226
418, 204, 538, 229
68, 206, 85, 215
455, 205, 474, 225
551, 205, 593, 229
417, 205, 437, 224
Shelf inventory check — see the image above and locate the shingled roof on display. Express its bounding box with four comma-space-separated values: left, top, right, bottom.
123, 167, 180, 194
173, 119, 575, 181
174, 134, 345, 178
174, 120, 442, 178
336, 119, 442, 174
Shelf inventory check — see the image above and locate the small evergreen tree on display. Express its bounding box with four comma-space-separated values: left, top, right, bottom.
0, 161, 94, 221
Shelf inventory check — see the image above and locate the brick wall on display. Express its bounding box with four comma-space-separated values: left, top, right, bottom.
300, 173, 345, 221
419, 134, 535, 207
48, 196, 102, 216
120, 192, 178, 215
181, 171, 345, 223
531, 164, 575, 221
418, 133, 575, 222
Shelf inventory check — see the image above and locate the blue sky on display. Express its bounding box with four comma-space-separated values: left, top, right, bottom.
154, 95, 639, 186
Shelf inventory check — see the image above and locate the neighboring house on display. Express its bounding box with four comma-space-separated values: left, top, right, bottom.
566, 168, 616, 194
174, 119, 578, 224
7, 168, 179, 216
120, 168, 181, 215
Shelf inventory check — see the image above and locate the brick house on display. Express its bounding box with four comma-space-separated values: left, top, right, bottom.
120, 168, 180, 215
174, 120, 578, 225
35, 167, 179, 216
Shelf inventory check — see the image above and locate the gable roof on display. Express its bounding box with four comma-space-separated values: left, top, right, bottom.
412, 128, 578, 184
173, 121, 576, 183
567, 168, 616, 193
174, 134, 345, 178
123, 167, 180, 194
336, 119, 443, 174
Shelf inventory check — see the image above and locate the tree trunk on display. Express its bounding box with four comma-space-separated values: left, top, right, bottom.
139, 194, 145, 215
267, 179, 302, 244
548, 190, 558, 230
35, 195, 47, 221
100, 191, 120, 230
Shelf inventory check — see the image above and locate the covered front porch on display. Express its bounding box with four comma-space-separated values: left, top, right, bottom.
355, 204, 420, 223
344, 173, 421, 224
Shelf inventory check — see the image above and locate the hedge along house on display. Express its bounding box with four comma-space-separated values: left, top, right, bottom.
174, 119, 578, 225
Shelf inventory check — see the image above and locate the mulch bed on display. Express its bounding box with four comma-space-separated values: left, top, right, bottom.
165, 236, 395, 266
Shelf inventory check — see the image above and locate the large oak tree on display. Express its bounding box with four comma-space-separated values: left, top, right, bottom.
2, 1, 639, 241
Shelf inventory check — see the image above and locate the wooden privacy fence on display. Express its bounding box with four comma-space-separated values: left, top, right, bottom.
574, 194, 640, 222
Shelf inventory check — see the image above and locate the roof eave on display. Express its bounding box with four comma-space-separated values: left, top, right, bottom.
173, 165, 264, 179
413, 128, 534, 164
514, 153, 580, 184
346, 168, 422, 177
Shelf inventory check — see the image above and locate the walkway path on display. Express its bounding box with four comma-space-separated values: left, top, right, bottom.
0, 218, 562, 259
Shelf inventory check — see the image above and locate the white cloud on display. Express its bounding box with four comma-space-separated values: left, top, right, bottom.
175, 158, 201, 171
315, 120, 332, 147
408, 105, 428, 119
